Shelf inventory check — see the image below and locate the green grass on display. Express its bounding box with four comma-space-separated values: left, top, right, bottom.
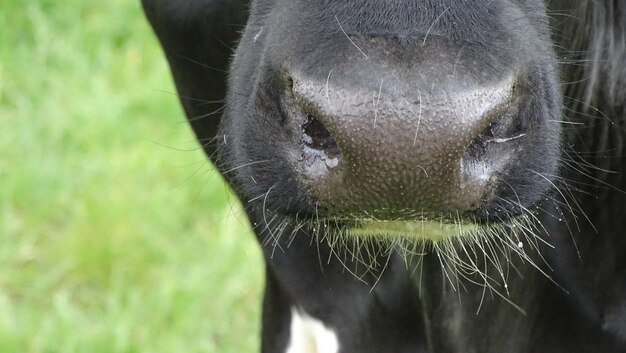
0, 1, 263, 352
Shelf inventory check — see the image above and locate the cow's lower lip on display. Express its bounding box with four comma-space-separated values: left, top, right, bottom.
345, 220, 480, 241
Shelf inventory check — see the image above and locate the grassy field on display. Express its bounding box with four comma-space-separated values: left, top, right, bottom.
0, 1, 263, 352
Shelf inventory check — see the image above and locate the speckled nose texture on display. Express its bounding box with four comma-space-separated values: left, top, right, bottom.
290, 66, 522, 220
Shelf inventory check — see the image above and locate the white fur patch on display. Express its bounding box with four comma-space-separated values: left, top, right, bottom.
285, 307, 340, 353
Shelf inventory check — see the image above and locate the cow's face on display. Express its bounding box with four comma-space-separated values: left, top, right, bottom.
219, 0, 562, 242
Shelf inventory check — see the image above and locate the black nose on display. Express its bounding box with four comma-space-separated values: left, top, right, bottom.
286, 64, 525, 220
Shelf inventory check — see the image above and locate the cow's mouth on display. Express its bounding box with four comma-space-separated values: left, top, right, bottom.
345, 220, 481, 242
274, 202, 541, 249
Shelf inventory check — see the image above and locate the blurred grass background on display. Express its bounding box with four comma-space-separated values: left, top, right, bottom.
0, 1, 264, 352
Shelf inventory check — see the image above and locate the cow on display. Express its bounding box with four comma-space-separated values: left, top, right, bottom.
141, 0, 626, 352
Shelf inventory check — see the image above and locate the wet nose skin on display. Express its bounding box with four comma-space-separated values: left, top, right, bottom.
290, 69, 520, 220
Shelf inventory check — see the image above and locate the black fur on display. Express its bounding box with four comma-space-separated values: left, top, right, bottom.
142, 0, 626, 352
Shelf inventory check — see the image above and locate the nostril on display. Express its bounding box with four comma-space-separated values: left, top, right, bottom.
467, 97, 526, 155
281, 73, 342, 178
302, 113, 340, 159
298, 113, 341, 178
485, 102, 526, 142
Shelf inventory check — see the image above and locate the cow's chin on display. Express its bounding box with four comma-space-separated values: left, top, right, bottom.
345, 220, 481, 242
